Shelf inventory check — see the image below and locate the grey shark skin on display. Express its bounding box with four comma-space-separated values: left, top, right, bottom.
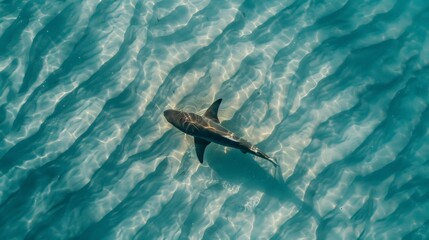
163, 99, 278, 167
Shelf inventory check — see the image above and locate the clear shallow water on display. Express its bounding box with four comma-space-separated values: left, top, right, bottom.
1, 0, 429, 239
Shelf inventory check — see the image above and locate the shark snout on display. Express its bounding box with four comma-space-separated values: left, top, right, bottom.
163, 109, 181, 126
163, 109, 173, 117
163, 109, 174, 122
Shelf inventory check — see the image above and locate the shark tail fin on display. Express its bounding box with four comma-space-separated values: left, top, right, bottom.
258, 151, 283, 182
267, 157, 279, 168
274, 162, 284, 182
254, 150, 278, 167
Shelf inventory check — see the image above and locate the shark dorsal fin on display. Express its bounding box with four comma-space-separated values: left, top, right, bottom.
194, 137, 210, 163
204, 98, 222, 123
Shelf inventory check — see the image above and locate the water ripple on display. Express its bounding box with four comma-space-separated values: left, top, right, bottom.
1, 0, 428, 239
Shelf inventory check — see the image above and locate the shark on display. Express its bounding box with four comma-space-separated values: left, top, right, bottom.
163, 99, 278, 167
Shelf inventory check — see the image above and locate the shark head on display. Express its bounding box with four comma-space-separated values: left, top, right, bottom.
164, 109, 185, 128
163, 109, 196, 133
164, 109, 205, 136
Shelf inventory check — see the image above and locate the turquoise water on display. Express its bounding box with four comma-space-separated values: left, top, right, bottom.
1, 0, 429, 239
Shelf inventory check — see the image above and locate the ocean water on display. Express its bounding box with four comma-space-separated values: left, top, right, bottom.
1, 0, 429, 239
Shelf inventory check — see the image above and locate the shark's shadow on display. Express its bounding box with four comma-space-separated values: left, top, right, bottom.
204, 146, 303, 207
203, 147, 322, 222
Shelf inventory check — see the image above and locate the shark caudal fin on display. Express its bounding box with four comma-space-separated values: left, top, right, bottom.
252, 148, 283, 181
204, 99, 222, 123
274, 162, 284, 182
266, 157, 278, 167
260, 153, 283, 182
194, 137, 210, 163
253, 150, 278, 167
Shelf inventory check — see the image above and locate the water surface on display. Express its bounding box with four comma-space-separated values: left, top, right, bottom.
1, 0, 429, 239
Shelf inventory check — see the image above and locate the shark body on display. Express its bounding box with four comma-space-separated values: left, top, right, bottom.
163, 99, 277, 167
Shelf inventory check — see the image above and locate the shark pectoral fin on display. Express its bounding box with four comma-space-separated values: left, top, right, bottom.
194, 137, 211, 164
203, 98, 222, 123
241, 150, 246, 154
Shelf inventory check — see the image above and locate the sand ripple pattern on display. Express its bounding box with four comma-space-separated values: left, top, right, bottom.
1, 0, 429, 239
